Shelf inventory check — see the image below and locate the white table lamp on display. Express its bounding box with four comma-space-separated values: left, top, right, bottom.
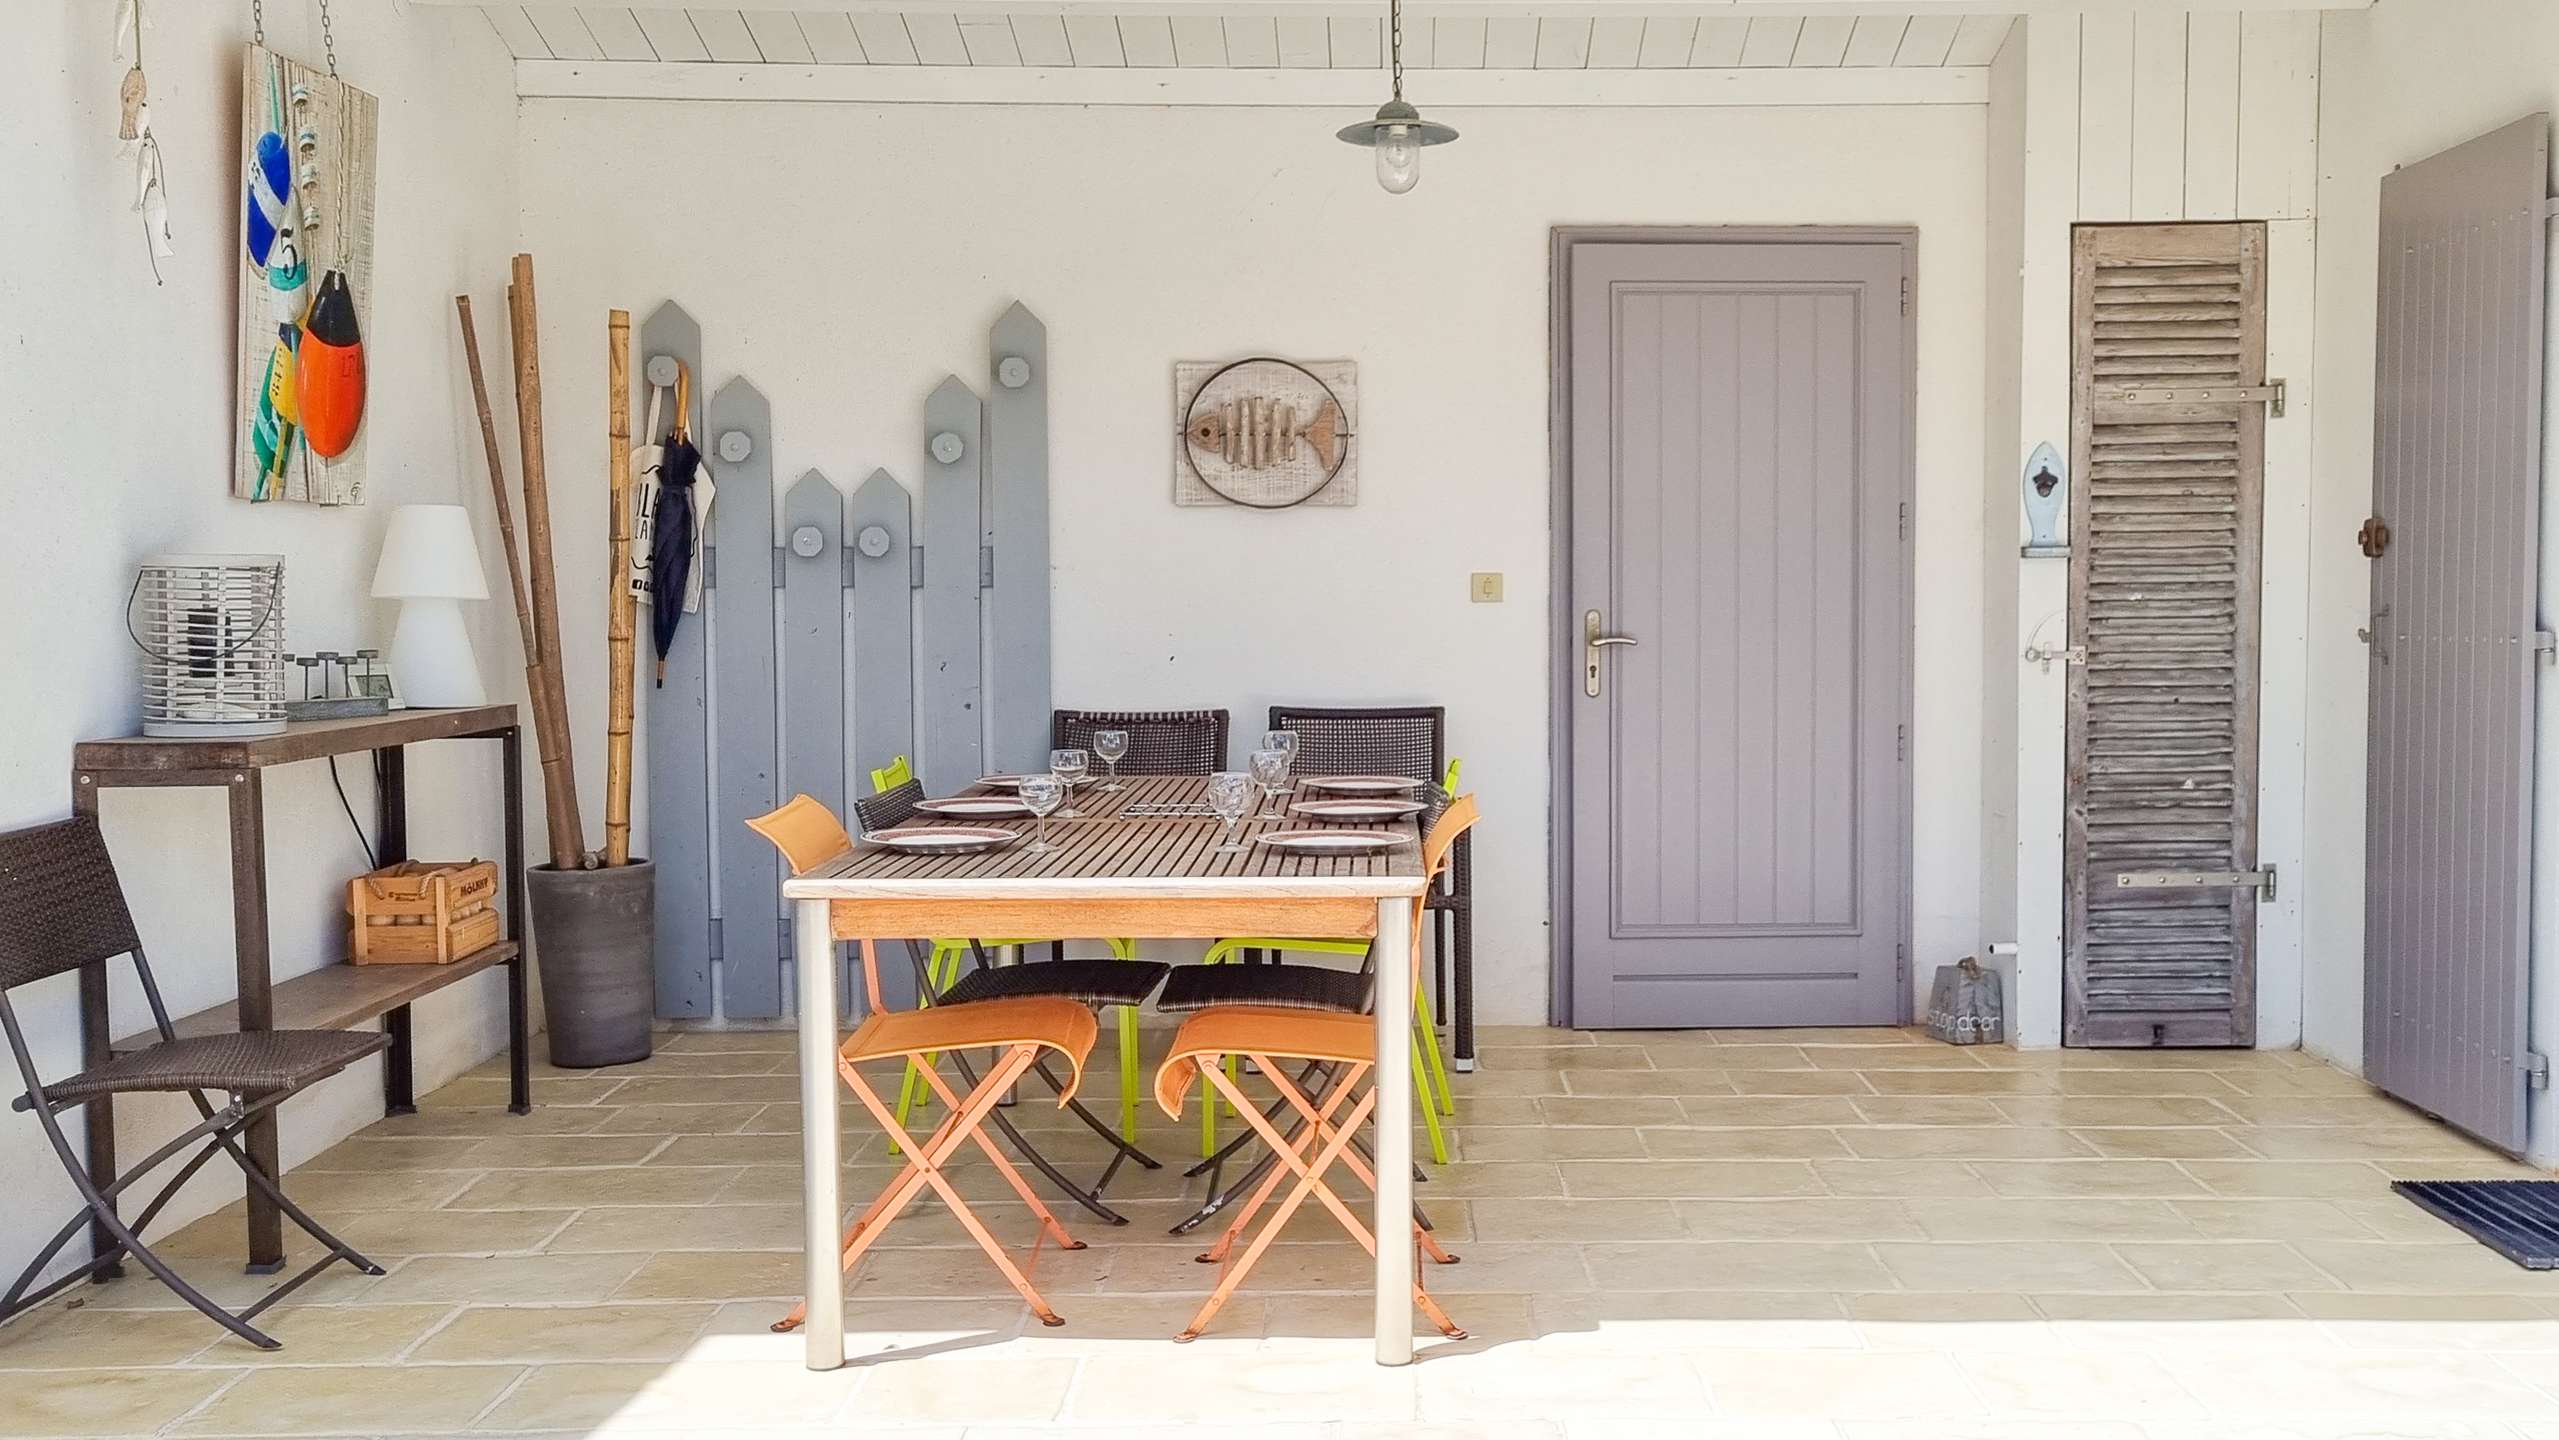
372, 504, 491, 708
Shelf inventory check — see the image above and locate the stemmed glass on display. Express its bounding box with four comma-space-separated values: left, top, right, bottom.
1248, 747, 1292, 819
1093, 730, 1130, 792
1049, 747, 1089, 817
1261, 729, 1301, 771
1206, 772, 1254, 853
1017, 773, 1064, 854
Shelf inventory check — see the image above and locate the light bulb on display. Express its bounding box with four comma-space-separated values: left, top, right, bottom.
1374, 124, 1421, 194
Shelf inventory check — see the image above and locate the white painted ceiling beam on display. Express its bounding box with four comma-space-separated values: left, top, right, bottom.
516, 56, 1992, 101
437, 1, 2374, 17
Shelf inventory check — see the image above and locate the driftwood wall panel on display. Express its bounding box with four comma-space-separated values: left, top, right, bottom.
707, 379, 783, 1018
919, 377, 988, 796
986, 305, 1053, 774
641, 303, 713, 1017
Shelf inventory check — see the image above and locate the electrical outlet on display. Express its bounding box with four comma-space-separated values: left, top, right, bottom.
1470, 572, 1504, 603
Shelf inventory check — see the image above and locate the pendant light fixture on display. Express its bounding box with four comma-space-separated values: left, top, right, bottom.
1335, 0, 1456, 194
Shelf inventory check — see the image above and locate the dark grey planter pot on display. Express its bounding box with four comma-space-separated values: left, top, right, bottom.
525, 860, 656, 1068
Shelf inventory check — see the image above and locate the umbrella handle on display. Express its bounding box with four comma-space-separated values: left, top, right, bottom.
671, 361, 691, 444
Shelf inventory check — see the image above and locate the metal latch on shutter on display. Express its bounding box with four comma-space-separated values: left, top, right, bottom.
2103, 380, 2286, 418
2527, 1052, 2552, 1091
2115, 867, 2277, 902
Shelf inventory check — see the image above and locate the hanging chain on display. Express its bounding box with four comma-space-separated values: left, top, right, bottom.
318, 0, 338, 76
250, 0, 262, 46
1388, 0, 1404, 101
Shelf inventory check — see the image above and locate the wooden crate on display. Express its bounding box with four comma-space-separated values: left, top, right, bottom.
349, 860, 500, 964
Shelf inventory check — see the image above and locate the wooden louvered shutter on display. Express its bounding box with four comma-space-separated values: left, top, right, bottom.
2065, 223, 2268, 1048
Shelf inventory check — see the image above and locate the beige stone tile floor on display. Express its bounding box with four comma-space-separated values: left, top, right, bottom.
4, 1022, 2558, 1438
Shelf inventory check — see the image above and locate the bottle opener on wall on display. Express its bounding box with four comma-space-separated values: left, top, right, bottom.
2021, 440, 2068, 557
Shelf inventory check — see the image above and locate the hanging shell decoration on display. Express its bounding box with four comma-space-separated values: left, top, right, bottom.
1173, 357, 1360, 509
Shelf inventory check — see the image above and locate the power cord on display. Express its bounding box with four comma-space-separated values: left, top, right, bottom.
329, 753, 377, 870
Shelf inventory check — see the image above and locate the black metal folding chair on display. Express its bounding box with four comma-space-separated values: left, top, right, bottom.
0, 817, 389, 1350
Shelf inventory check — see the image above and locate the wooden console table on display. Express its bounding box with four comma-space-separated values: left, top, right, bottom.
72, 705, 531, 1273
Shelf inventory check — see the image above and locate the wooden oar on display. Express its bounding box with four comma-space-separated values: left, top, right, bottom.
603, 308, 635, 867
508, 255, 588, 870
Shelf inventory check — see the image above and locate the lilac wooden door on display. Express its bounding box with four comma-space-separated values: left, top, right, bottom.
1562, 236, 1911, 1029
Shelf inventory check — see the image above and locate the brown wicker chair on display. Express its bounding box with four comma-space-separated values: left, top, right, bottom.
1051, 709, 1229, 775
0, 817, 389, 1350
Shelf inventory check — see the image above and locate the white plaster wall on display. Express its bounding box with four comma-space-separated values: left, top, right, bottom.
514, 99, 1988, 1026
2305, 0, 2559, 1161
0, 2, 522, 1289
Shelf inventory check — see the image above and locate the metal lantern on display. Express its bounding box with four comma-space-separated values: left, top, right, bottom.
131, 554, 287, 737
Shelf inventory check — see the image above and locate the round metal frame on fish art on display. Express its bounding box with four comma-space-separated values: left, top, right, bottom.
1174, 357, 1359, 509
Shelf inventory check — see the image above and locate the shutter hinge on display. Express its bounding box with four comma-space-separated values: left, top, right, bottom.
1900, 276, 1911, 315
2116, 866, 2277, 902
2107, 379, 2285, 418
1898, 501, 1909, 541
1895, 724, 1906, 761
980, 543, 996, 590
2534, 631, 2558, 661
2526, 1052, 2551, 1090
1895, 942, 1907, 978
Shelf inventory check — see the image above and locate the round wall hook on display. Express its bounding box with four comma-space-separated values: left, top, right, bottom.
718, 430, 754, 463
644, 355, 681, 389
930, 430, 966, 465
790, 525, 825, 559
856, 525, 892, 558
997, 355, 1033, 390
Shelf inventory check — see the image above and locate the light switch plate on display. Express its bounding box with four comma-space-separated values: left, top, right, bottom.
1470, 572, 1504, 603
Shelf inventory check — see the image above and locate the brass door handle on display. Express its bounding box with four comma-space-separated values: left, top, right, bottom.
1584, 610, 1638, 698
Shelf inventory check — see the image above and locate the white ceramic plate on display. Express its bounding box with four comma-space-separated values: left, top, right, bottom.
1254, 828, 1412, 856
973, 774, 1034, 790
1302, 774, 1426, 795
916, 796, 1034, 819
867, 825, 1017, 855
1289, 797, 1428, 823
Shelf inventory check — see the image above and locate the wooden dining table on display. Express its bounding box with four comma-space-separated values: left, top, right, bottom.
782, 775, 1432, 1368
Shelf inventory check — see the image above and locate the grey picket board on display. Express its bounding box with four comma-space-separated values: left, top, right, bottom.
985, 303, 1052, 773
640, 302, 712, 1018
845, 468, 920, 1014
778, 469, 850, 1017
707, 378, 782, 1019
918, 376, 986, 795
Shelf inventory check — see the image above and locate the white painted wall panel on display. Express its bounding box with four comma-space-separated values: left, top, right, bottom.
2128, 12, 2187, 219
2077, 13, 2135, 219
2184, 12, 2242, 219
2238, 11, 2321, 220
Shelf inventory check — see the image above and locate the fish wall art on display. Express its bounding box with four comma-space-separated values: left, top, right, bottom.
232, 45, 376, 504
1172, 357, 1360, 508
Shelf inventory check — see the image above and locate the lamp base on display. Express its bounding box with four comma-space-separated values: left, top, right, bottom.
387, 598, 487, 708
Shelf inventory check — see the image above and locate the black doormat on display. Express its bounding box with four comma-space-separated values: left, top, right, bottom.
2392, 1180, 2559, 1269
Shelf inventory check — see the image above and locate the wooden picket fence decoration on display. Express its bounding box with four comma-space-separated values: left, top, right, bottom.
644, 300, 1053, 1019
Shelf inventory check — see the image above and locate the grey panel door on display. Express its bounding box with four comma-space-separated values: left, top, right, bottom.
2064, 223, 2268, 1048
1564, 237, 1911, 1029
2364, 116, 2548, 1153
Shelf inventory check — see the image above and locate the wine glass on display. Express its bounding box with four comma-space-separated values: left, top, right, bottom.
1049, 747, 1089, 817
1206, 772, 1253, 853
1093, 729, 1130, 792
1261, 729, 1301, 770
1017, 773, 1064, 854
1248, 747, 1291, 818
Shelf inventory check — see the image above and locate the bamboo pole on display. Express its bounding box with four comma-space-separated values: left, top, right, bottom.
602, 309, 635, 867
507, 255, 588, 871
457, 293, 582, 870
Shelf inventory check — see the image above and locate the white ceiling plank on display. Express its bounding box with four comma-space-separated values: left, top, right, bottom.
687, 9, 765, 59
465, 1, 2380, 15
1274, 14, 1330, 66
797, 9, 868, 58
577, 8, 658, 59
1433, 16, 1485, 68
1009, 13, 1072, 64
482, 6, 555, 58
1738, 17, 1799, 66
851, 12, 920, 60
520, 58, 1993, 105
526, 6, 606, 58
1893, 14, 1959, 65
629, 7, 710, 59
1330, 15, 1382, 69
1789, 15, 1853, 67
1635, 17, 1693, 68
906, 10, 973, 62
1482, 16, 1538, 67
745, 11, 819, 60
1688, 16, 1747, 66
1061, 13, 1123, 64
1536, 17, 1594, 69
957, 14, 1023, 61
1945, 14, 2013, 65
1169, 14, 1226, 64
1586, 15, 1644, 66
1400, 11, 1435, 65
1118, 14, 1178, 65
1839, 14, 1906, 65
1223, 15, 1279, 66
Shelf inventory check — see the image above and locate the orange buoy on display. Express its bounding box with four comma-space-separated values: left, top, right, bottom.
296, 270, 365, 459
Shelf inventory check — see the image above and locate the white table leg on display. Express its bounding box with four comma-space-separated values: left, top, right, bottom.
1371, 895, 1415, 1366
794, 897, 843, 1370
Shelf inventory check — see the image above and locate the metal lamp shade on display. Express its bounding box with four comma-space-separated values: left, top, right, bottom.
1335, 99, 1459, 149
134, 555, 287, 737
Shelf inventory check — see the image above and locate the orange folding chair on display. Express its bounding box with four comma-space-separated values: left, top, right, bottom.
748, 795, 1095, 1331
1152, 794, 1479, 1344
